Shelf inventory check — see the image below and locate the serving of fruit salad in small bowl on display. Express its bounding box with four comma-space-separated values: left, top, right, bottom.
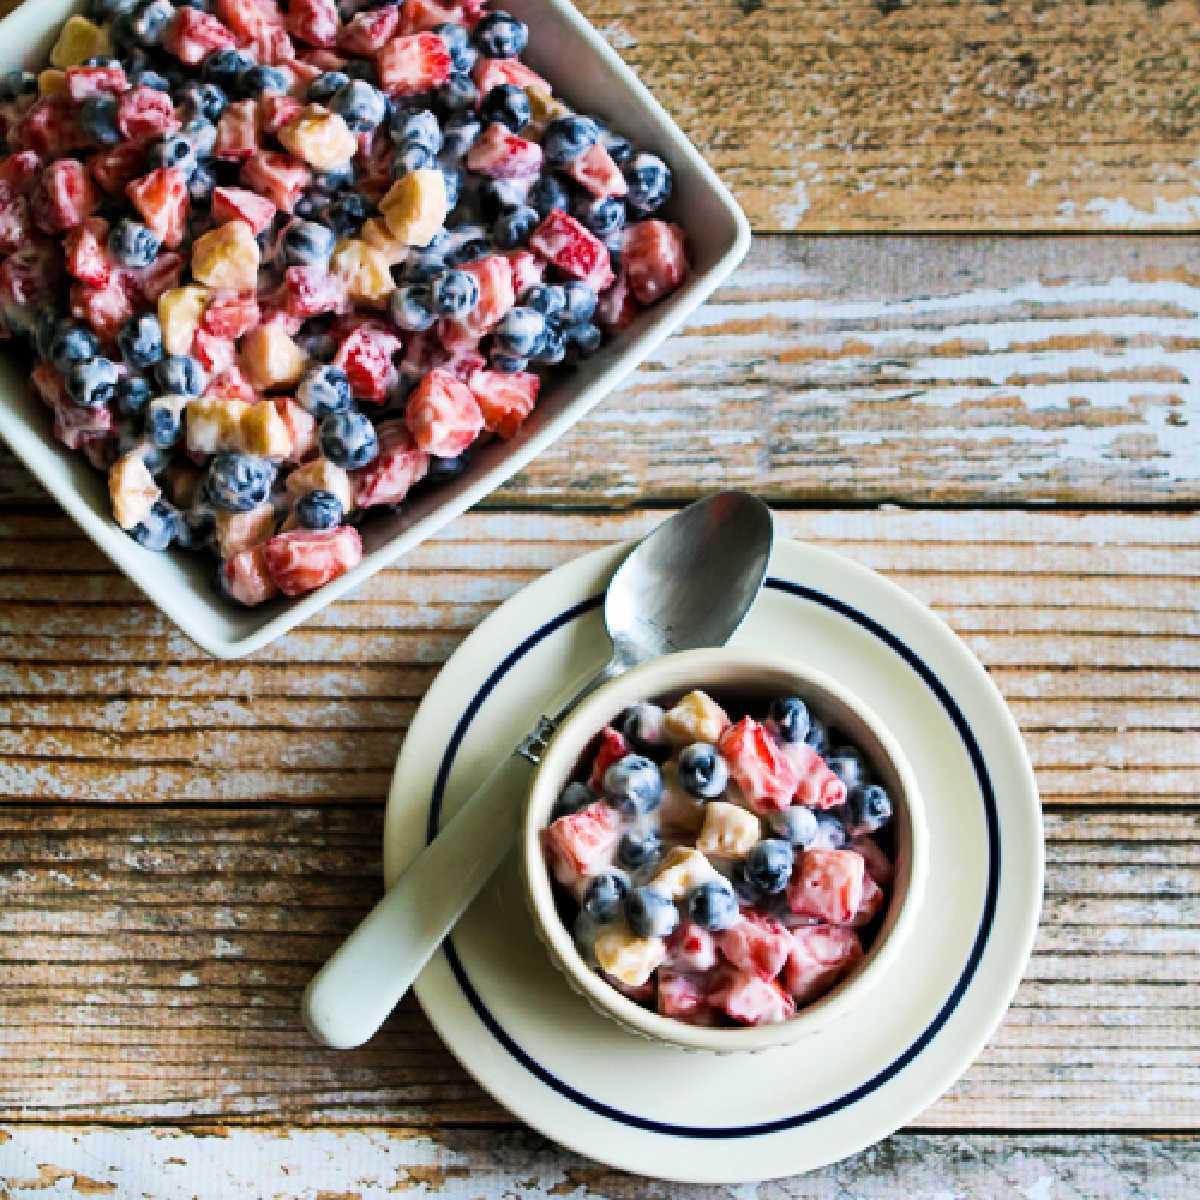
522, 647, 930, 1054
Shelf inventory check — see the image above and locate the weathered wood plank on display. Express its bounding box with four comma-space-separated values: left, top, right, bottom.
0, 1127, 1196, 1198
0, 806, 1195, 1127
4, 238, 1200, 504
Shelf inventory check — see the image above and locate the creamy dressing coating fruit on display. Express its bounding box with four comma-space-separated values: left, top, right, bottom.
541, 691, 896, 1027
0, 0, 690, 602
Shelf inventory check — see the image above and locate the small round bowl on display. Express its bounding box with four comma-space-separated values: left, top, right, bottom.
521, 646, 929, 1053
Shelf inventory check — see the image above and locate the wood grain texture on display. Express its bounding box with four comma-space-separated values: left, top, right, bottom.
7, 235, 1198, 506
0, 1127, 1197, 1198
0, 807, 1197, 1127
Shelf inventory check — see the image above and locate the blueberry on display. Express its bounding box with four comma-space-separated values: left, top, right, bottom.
66, 357, 119, 408
0, 70, 36, 101
615, 702, 670, 761
117, 313, 164, 370
49, 325, 100, 374
440, 164, 465, 209
307, 70, 350, 105
203, 453, 276, 512
295, 367, 351, 422
129, 0, 172, 47
480, 83, 530, 133
602, 753, 662, 817
146, 398, 184, 448
582, 872, 628, 925
444, 230, 491, 267
624, 886, 677, 939
472, 10, 528, 58
188, 162, 216, 205
603, 130, 634, 166
179, 80, 227, 122
282, 219, 336, 266
391, 141, 435, 177
295, 488, 344, 530
182, 115, 217, 157
129, 499, 185, 550
313, 161, 356, 193
560, 281, 597, 326
429, 268, 478, 318
489, 353, 528, 373
527, 174, 569, 219
440, 111, 482, 158
523, 284, 565, 317
155, 354, 206, 396
476, 178, 525, 223
427, 450, 470, 480
826, 747, 867, 791
617, 827, 662, 872
390, 106, 442, 151
488, 306, 543, 359
432, 70, 476, 114
686, 878, 739, 931
768, 696, 810, 744
531, 319, 566, 366
239, 64, 289, 98
625, 152, 672, 212
330, 79, 386, 131
341, 57, 377, 85
575, 195, 625, 238
147, 133, 198, 176
729, 860, 760, 904
767, 805, 820, 849
89, 0, 140, 19
80, 94, 121, 146
676, 742, 729, 800
132, 67, 171, 92
115, 374, 153, 419
805, 716, 829, 757
542, 115, 600, 167
745, 839, 794, 895
492, 204, 538, 250
564, 321, 602, 360
387, 284, 437, 332
811, 812, 847, 851
433, 21, 476, 73
108, 219, 161, 269
326, 192, 370, 237
292, 190, 328, 220
551, 780, 595, 821
319, 410, 379, 470
847, 783, 892, 835
401, 249, 446, 285
202, 47, 254, 90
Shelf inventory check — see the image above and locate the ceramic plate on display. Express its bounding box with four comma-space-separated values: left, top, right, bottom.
383, 537, 1043, 1182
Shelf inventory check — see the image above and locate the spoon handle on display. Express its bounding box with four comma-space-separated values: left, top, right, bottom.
302, 750, 534, 1049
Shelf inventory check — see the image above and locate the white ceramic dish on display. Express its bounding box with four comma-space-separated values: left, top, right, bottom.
522, 646, 929, 1054
384, 535, 1043, 1183
0, 0, 751, 659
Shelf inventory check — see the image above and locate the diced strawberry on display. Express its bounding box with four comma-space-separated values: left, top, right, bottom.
14, 96, 86, 158
587, 725, 630, 793
399, 0, 463, 34
52, 396, 113, 449
849, 836, 894, 887
406, 367, 484, 456
126, 168, 190, 248
377, 32, 452, 96
782, 924, 862, 1004
350, 418, 430, 507
30, 157, 97, 235
472, 56, 550, 98
542, 800, 621, 889
595, 269, 636, 332
459, 0, 486, 22
296, 47, 348, 72
453, 252, 514, 336
216, 0, 283, 41
506, 249, 544, 297
715, 717, 799, 813
283, 263, 344, 319
529, 209, 614, 291
334, 322, 401, 403
258, 92, 304, 135
0, 238, 60, 309
566, 141, 627, 199
212, 185, 276, 234
465, 122, 543, 180
278, 54, 324, 92
206, 365, 257, 403
0, 150, 42, 195
782, 741, 847, 810
116, 86, 181, 143
0, 182, 30, 255
707, 969, 795, 1026
663, 922, 718, 973
285, 0, 339, 47
165, 7, 239, 65
602, 971, 656, 1004
213, 100, 259, 161
256, 25, 297, 65
203, 292, 261, 339
64, 217, 111, 288
624, 220, 688, 307
262, 524, 363, 595
256, 303, 304, 336
656, 971, 708, 1022
65, 64, 127, 102
787, 848, 866, 925
88, 142, 146, 197
223, 544, 280, 606
240, 150, 311, 212
717, 910, 793, 981
850, 872, 884, 927
467, 368, 539, 438
70, 277, 133, 343
123, 251, 185, 303
273, 396, 319, 462
338, 5, 400, 54
192, 329, 237, 376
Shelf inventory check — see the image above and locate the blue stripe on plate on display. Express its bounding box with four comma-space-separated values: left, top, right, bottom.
425, 579, 1001, 1137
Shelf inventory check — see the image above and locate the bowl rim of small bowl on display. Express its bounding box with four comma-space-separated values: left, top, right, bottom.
521, 645, 931, 1053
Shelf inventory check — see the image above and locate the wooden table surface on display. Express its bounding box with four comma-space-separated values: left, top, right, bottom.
2, 1, 1200, 1196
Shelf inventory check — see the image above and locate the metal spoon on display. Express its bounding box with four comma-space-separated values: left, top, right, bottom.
302, 491, 774, 1049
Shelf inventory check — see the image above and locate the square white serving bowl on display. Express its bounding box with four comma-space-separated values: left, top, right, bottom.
0, 0, 750, 658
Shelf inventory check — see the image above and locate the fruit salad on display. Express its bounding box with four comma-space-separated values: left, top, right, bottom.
0, 1, 690, 604
541, 690, 896, 1027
